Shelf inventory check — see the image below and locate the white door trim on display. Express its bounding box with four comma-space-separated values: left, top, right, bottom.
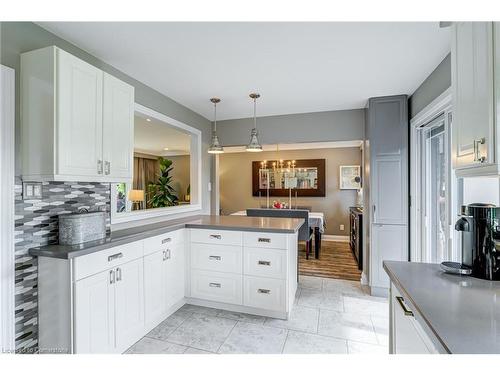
0, 64, 16, 353
409, 87, 452, 262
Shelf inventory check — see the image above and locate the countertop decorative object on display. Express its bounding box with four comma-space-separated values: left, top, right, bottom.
29, 214, 304, 260
384, 260, 500, 354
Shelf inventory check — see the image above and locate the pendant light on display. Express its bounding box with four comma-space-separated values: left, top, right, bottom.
208, 97, 224, 154
246, 93, 263, 152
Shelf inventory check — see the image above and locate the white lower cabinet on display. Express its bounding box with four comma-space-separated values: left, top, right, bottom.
188, 229, 298, 318
390, 283, 441, 354
74, 269, 115, 354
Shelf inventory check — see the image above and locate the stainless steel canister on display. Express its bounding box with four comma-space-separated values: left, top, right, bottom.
58, 212, 106, 245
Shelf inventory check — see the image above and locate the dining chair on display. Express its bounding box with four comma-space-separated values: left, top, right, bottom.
246, 208, 314, 259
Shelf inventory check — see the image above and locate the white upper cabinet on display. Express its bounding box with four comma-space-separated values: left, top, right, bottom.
102, 73, 134, 179
21, 46, 134, 182
452, 22, 499, 176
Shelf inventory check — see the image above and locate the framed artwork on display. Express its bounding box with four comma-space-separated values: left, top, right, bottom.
252, 159, 326, 197
339, 165, 361, 190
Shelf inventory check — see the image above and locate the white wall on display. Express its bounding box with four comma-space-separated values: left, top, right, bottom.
462, 177, 500, 206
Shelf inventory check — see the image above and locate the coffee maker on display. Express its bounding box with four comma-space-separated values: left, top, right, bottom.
442, 203, 500, 280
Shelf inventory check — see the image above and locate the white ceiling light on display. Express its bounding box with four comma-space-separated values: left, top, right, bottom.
246, 93, 263, 152
208, 97, 224, 154
163, 147, 169, 151
146, 118, 151, 122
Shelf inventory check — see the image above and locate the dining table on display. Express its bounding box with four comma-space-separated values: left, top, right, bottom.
230, 210, 326, 259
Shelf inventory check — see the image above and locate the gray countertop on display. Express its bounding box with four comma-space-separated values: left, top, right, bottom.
384, 261, 500, 354
29, 214, 304, 260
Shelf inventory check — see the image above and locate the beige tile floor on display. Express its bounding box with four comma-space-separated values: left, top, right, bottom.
126, 276, 389, 354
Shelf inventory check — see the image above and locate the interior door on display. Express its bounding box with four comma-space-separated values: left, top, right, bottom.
165, 243, 185, 309
74, 270, 115, 354
56, 49, 103, 177
144, 250, 167, 327
114, 258, 145, 352
102, 73, 134, 180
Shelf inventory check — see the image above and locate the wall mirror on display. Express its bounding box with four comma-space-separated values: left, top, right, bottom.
111, 104, 202, 224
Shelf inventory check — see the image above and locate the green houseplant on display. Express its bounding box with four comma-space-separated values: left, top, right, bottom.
147, 157, 179, 207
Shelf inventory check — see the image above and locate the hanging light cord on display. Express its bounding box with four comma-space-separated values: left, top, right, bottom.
213, 101, 217, 133
253, 97, 257, 130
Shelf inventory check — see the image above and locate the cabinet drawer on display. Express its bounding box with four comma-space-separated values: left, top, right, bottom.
190, 270, 242, 305
144, 229, 185, 256
190, 229, 242, 246
244, 247, 287, 279
191, 243, 242, 274
243, 232, 287, 249
243, 276, 286, 312
73, 241, 144, 281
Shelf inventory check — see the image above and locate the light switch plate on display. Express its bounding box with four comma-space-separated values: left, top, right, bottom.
23, 182, 43, 199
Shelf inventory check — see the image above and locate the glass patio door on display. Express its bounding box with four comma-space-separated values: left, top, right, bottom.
418, 113, 452, 263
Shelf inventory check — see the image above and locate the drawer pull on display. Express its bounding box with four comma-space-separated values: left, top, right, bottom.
395, 296, 414, 317
258, 260, 271, 266
162, 238, 172, 244
209, 282, 221, 288
258, 238, 271, 243
108, 252, 123, 262
209, 255, 222, 261
257, 288, 271, 294
209, 234, 222, 240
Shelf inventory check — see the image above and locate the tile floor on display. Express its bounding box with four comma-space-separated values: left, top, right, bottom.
126, 276, 389, 354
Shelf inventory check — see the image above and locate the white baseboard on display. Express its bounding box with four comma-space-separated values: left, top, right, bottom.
360, 272, 368, 285
322, 235, 349, 242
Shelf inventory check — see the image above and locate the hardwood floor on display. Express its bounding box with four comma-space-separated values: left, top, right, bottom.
299, 240, 361, 281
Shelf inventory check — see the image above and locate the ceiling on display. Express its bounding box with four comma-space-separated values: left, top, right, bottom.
39, 22, 450, 120
134, 114, 191, 156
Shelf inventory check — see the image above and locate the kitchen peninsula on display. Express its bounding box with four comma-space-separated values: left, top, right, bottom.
30, 215, 303, 354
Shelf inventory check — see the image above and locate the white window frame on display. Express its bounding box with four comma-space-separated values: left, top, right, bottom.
110, 103, 202, 225
1, 65, 16, 353
410, 87, 459, 263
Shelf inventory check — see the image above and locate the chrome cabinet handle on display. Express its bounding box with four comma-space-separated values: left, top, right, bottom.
473, 138, 486, 163
108, 252, 123, 262
116, 267, 122, 282
162, 250, 167, 261
104, 161, 111, 175
258, 260, 271, 266
97, 160, 103, 174
109, 270, 115, 284
257, 288, 271, 294
395, 296, 414, 317
209, 234, 222, 240
209, 282, 221, 288
209, 255, 221, 261
166, 249, 171, 259
258, 238, 271, 243
162, 237, 172, 244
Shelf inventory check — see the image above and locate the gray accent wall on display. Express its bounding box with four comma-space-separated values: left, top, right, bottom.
408, 53, 451, 119
0, 21, 213, 214
215, 108, 365, 146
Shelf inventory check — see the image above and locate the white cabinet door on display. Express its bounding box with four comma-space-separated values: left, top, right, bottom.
391, 284, 437, 354
102, 73, 134, 180
370, 224, 406, 289
114, 258, 145, 352
74, 270, 115, 353
452, 22, 494, 169
144, 250, 167, 328
165, 243, 185, 309
56, 49, 104, 177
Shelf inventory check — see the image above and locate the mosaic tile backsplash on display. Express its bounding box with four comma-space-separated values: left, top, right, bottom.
14, 179, 111, 353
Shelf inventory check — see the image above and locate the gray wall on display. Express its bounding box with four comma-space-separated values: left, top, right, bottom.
408, 53, 451, 119
0, 22, 213, 214
216, 108, 365, 146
